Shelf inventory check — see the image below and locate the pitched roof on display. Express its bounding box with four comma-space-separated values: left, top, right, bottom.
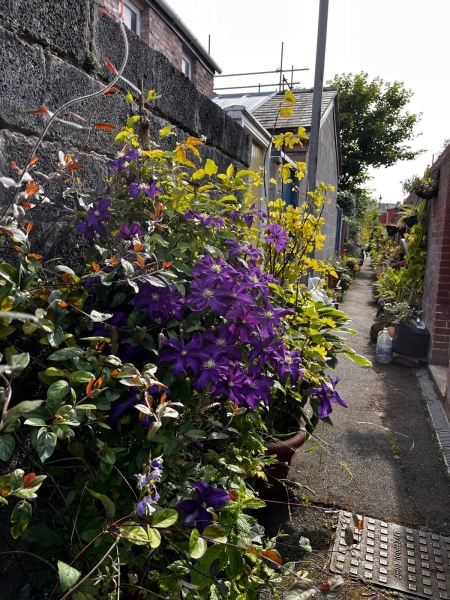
251, 87, 338, 131
210, 92, 276, 113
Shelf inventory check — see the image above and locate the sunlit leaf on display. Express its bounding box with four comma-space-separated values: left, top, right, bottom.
94, 122, 117, 130
57, 560, 82, 592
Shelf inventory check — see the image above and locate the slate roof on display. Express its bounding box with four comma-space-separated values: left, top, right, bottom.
251, 87, 338, 131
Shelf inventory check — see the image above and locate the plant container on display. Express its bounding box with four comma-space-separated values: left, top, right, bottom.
392, 323, 430, 359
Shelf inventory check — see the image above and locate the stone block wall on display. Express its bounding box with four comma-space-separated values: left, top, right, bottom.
0, 0, 251, 261
99, 0, 214, 95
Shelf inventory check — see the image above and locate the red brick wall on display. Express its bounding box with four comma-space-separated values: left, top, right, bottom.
420, 145, 450, 371
98, 0, 214, 95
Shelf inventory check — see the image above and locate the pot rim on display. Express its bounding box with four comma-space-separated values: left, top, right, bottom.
265, 416, 306, 456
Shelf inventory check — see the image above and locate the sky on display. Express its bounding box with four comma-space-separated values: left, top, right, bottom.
165, 0, 450, 204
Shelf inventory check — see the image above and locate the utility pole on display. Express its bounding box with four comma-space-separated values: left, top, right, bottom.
307, 0, 329, 194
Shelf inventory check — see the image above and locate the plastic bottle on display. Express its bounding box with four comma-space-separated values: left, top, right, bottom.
376, 328, 392, 363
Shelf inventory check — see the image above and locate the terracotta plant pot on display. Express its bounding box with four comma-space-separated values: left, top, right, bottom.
255, 417, 306, 498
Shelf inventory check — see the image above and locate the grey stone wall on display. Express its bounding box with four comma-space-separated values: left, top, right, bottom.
0, 0, 251, 261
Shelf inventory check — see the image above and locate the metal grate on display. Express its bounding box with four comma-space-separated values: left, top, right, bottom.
330, 511, 450, 599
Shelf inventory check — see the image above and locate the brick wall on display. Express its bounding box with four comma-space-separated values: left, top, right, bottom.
99, 0, 214, 95
420, 144, 450, 367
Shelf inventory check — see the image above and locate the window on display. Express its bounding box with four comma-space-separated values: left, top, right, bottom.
182, 53, 192, 79
123, 0, 140, 36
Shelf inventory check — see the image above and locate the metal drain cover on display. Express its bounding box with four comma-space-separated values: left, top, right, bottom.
330, 511, 450, 598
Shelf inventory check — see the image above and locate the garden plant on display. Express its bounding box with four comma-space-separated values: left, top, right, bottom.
0, 8, 370, 599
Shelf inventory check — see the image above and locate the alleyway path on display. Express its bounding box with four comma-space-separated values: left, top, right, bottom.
291, 262, 450, 533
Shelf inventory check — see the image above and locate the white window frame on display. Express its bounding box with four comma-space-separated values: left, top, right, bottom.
123, 0, 141, 36
182, 53, 192, 80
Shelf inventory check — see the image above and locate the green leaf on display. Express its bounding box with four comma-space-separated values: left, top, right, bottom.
70, 371, 95, 385
48, 347, 83, 361
299, 536, 312, 552
147, 526, 162, 548
225, 545, 244, 579
24, 418, 48, 427
189, 529, 207, 559
126, 116, 141, 128
204, 159, 218, 176
47, 380, 71, 401
120, 524, 149, 546
4, 352, 29, 378
0, 434, 15, 461
86, 489, 115, 519
344, 351, 371, 366
76, 404, 97, 410
11, 500, 32, 538
36, 428, 57, 462
192, 169, 206, 180
159, 125, 173, 138
151, 508, 178, 528
2, 400, 44, 427
57, 560, 82, 593
202, 525, 227, 543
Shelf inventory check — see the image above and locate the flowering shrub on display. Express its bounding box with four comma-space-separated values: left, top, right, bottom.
0, 81, 371, 596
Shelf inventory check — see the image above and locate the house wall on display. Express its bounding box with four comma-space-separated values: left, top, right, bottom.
314, 108, 340, 262
418, 144, 450, 415
0, 0, 251, 265
99, 0, 214, 95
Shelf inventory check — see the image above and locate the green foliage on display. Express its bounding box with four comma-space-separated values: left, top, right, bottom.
328, 72, 423, 193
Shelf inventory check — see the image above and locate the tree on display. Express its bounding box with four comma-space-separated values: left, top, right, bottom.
328, 72, 423, 193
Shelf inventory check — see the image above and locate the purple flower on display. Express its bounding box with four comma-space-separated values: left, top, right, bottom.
191, 255, 235, 284
136, 496, 154, 517
247, 336, 284, 367
177, 481, 229, 533
159, 334, 204, 376
193, 348, 230, 391
75, 198, 112, 239
136, 474, 150, 489
107, 386, 144, 422
128, 181, 162, 200
225, 240, 262, 262
117, 222, 144, 239
202, 326, 241, 360
184, 210, 224, 230
275, 349, 303, 385
311, 376, 348, 419
227, 305, 262, 343
259, 302, 292, 337
211, 364, 247, 405
186, 280, 230, 315
107, 149, 140, 171
262, 222, 289, 253
133, 283, 184, 324
242, 366, 273, 408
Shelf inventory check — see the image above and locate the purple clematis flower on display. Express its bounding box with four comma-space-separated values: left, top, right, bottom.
224, 240, 262, 262
186, 280, 230, 315
227, 305, 262, 343
242, 366, 274, 408
274, 348, 303, 385
211, 364, 247, 405
133, 283, 184, 324
191, 255, 235, 284
259, 302, 292, 337
184, 210, 224, 230
202, 326, 241, 360
75, 198, 112, 240
262, 222, 289, 253
193, 348, 230, 391
159, 334, 204, 376
247, 336, 284, 367
128, 181, 162, 200
177, 481, 229, 533
117, 222, 144, 239
311, 375, 347, 419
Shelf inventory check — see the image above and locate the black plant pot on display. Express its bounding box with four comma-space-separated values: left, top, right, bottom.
392, 323, 430, 359
404, 215, 418, 228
